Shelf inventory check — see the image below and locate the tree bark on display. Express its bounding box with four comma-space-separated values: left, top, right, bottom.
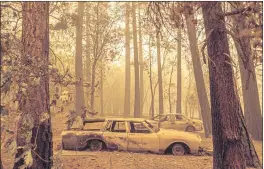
132, 2, 140, 117
14, 2, 52, 169
85, 3, 91, 109
168, 63, 174, 114
75, 2, 85, 116
124, 2, 131, 117
176, 28, 182, 114
100, 60, 104, 116
90, 63, 96, 112
202, 2, 260, 168
138, 5, 144, 116
90, 3, 99, 113
184, 5, 212, 137
149, 35, 155, 119
156, 32, 164, 115
230, 2, 262, 141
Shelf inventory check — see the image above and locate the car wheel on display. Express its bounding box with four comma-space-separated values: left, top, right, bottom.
90, 140, 103, 151
186, 126, 195, 132
172, 144, 185, 156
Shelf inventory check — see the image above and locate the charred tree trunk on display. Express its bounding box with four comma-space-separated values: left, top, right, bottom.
184, 5, 212, 137
138, 6, 144, 116
230, 2, 262, 141
90, 63, 96, 112
176, 28, 182, 114
156, 32, 164, 115
75, 2, 85, 116
90, 3, 100, 113
149, 35, 155, 119
168, 63, 174, 114
202, 2, 260, 168
100, 60, 104, 116
124, 2, 131, 117
13, 2, 53, 169
132, 2, 140, 117
85, 3, 91, 109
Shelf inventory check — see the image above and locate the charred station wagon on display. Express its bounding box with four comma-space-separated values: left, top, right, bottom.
61, 118, 202, 156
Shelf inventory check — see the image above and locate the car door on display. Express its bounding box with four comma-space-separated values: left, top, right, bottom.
127, 121, 159, 153
140, 121, 159, 153
103, 120, 128, 151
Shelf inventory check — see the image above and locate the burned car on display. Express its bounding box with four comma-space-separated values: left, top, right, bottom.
148, 114, 203, 132
61, 117, 202, 156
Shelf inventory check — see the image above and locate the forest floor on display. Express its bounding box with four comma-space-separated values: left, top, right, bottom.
1, 112, 263, 169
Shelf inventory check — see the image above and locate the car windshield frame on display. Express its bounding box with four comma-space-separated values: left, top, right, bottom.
144, 120, 160, 133
153, 115, 162, 120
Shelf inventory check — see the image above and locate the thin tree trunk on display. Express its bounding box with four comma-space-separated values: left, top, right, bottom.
132, 2, 140, 117
156, 32, 164, 115
176, 28, 182, 114
149, 35, 155, 119
14, 2, 52, 169
230, 2, 262, 141
124, 2, 131, 117
85, 3, 91, 109
90, 3, 100, 113
75, 2, 85, 116
100, 60, 104, 116
138, 5, 144, 116
169, 52, 177, 114
168, 65, 174, 114
202, 2, 260, 168
90, 63, 96, 112
184, 5, 212, 137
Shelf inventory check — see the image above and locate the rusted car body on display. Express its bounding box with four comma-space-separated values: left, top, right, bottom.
61, 118, 202, 155
148, 114, 204, 132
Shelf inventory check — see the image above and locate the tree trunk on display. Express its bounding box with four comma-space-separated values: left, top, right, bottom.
132, 2, 140, 117
169, 51, 177, 114
75, 2, 85, 116
149, 35, 155, 119
184, 5, 212, 137
90, 63, 96, 112
230, 2, 262, 141
14, 2, 53, 169
176, 28, 182, 114
202, 2, 260, 168
168, 64, 174, 114
90, 3, 99, 113
156, 32, 164, 115
85, 3, 91, 109
138, 5, 144, 116
124, 2, 131, 117
100, 60, 104, 116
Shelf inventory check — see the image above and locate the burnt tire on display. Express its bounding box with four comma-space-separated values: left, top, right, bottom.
89, 140, 103, 151
172, 144, 185, 156
185, 126, 195, 132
